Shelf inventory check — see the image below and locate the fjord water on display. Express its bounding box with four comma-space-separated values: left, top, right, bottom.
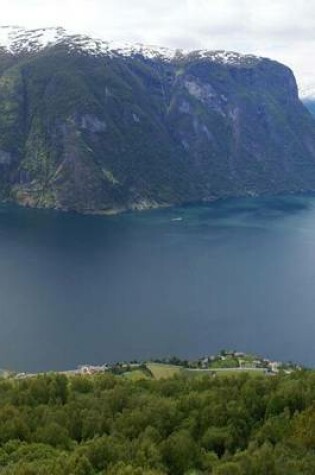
1, 195, 315, 371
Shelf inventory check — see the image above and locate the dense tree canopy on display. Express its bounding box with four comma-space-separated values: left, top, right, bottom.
0, 371, 314, 473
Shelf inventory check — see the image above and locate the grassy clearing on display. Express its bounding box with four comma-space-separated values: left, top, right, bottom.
146, 363, 183, 380
182, 368, 268, 379
122, 369, 150, 381
213, 369, 267, 378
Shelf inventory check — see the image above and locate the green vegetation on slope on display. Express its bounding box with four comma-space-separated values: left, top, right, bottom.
0, 47, 315, 212
0, 370, 314, 473
146, 363, 183, 380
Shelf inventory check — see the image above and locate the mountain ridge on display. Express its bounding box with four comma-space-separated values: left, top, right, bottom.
0, 25, 265, 65
0, 27, 314, 213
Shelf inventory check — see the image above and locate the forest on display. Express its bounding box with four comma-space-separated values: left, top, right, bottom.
0, 371, 314, 474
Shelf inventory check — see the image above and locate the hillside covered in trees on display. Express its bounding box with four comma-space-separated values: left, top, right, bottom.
0, 371, 315, 474
1, 28, 315, 213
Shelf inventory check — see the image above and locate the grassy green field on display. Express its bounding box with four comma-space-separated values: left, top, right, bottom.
120, 364, 268, 381
183, 367, 267, 377
212, 369, 267, 378
146, 363, 183, 380
121, 369, 150, 381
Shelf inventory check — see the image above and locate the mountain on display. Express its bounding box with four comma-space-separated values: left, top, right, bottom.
300, 85, 315, 116
0, 26, 315, 213
303, 100, 315, 116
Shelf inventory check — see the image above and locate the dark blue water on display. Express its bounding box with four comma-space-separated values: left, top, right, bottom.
1, 194, 315, 371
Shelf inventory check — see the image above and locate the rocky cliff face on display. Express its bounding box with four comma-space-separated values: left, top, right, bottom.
0, 27, 315, 213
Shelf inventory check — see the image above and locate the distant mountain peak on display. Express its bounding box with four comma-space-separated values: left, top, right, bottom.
300, 84, 315, 101
0, 26, 262, 65
0, 26, 67, 54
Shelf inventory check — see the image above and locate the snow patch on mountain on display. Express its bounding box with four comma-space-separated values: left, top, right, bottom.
0, 26, 262, 65
0, 26, 66, 53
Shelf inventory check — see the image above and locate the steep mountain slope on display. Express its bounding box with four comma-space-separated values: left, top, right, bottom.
300, 85, 315, 116
0, 27, 315, 213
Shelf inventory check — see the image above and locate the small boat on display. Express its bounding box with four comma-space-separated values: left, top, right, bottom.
171, 217, 183, 222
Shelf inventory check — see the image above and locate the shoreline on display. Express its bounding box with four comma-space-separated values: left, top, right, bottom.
3, 188, 315, 217
11, 350, 302, 380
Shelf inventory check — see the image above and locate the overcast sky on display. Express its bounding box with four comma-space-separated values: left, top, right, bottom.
1, 0, 315, 90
